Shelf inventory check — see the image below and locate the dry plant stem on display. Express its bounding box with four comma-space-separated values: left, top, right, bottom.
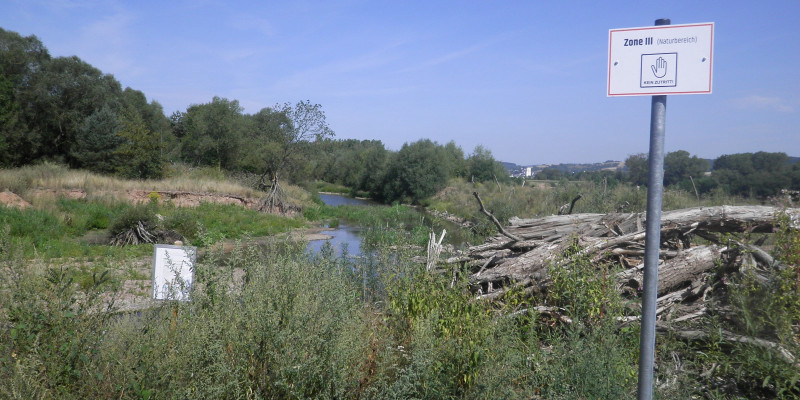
472, 191, 522, 242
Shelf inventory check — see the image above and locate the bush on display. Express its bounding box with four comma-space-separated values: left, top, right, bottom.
108, 203, 157, 236
163, 208, 201, 242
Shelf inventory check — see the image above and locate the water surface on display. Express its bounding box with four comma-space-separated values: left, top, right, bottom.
307, 194, 368, 257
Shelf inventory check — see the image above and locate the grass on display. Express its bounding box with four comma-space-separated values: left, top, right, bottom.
0, 167, 797, 399
0, 162, 267, 203
0, 214, 649, 399
429, 178, 757, 235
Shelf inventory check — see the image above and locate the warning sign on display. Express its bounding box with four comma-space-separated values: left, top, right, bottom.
608, 22, 713, 96
640, 53, 677, 88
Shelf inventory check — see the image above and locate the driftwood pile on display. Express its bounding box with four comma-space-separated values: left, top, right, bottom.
110, 221, 185, 247
437, 193, 799, 332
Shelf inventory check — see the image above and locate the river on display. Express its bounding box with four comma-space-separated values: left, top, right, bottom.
306, 194, 371, 258
307, 193, 471, 258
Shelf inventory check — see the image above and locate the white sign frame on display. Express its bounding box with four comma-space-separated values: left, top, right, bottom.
152, 244, 197, 301
608, 22, 714, 96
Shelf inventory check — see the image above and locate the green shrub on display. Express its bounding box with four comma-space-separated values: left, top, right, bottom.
163, 208, 202, 241
547, 239, 624, 324
108, 203, 157, 236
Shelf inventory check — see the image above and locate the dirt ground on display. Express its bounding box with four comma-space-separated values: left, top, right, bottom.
0, 190, 31, 208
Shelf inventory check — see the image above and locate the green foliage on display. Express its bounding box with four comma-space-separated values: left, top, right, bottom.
381, 139, 450, 204
179, 96, 245, 170
664, 150, 709, 187
713, 151, 794, 198
678, 213, 800, 399
0, 229, 117, 397
625, 153, 649, 186
54, 197, 119, 234
108, 203, 157, 237
71, 105, 124, 174
184, 202, 305, 239
114, 106, 164, 179
442, 140, 467, 179
0, 28, 50, 167
534, 167, 566, 181
467, 145, 508, 183
2, 189, 791, 398
0, 205, 65, 252
162, 208, 202, 242
0, 235, 369, 398
309, 139, 389, 195
371, 228, 493, 397
547, 239, 623, 323
0, 197, 148, 259
25, 55, 124, 163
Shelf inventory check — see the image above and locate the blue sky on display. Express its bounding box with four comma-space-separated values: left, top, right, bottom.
3, 0, 798, 165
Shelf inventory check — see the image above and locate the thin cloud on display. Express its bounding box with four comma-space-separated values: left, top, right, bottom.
732, 95, 794, 113
400, 34, 510, 73
73, 8, 144, 77
228, 14, 274, 37
272, 41, 409, 92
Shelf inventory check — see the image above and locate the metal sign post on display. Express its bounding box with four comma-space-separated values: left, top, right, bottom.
607, 18, 714, 400
636, 21, 671, 400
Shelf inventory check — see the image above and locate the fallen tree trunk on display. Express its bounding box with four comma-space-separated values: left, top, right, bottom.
434, 203, 799, 324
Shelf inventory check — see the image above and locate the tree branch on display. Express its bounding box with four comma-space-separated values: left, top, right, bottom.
473, 191, 522, 242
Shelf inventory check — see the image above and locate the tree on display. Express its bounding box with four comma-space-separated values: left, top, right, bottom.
71, 106, 124, 174
267, 100, 334, 183
467, 145, 507, 183
0, 72, 33, 166
239, 106, 292, 184
624, 153, 649, 186
114, 107, 163, 179
534, 168, 565, 181
663, 150, 709, 187
381, 139, 448, 204
711, 152, 793, 198
356, 141, 390, 195
243, 100, 334, 211
242, 100, 334, 185
22, 56, 123, 163
122, 88, 174, 162
180, 97, 245, 170
0, 28, 51, 165
442, 141, 467, 179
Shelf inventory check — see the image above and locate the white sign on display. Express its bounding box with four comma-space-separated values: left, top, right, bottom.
608, 22, 714, 96
152, 244, 196, 301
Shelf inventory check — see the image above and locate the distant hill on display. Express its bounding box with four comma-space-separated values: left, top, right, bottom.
504, 155, 798, 177
500, 161, 519, 171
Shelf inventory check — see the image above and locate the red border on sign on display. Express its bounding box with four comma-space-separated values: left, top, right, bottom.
607, 23, 714, 96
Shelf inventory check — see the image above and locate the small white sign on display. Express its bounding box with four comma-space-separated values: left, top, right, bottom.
608, 22, 713, 96
152, 244, 196, 301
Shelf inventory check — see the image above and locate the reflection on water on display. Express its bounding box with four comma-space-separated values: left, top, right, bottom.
307, 194, 367, 257
307, 193, 471, 258
306, 223, 363, 258
317, 193, 373, 207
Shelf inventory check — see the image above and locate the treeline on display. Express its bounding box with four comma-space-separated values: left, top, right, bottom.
4, 27, 796, 204
0, 27, 508, 204
534, 150, 800, 199
310, 140, 508, 203
0, 28, 169, 178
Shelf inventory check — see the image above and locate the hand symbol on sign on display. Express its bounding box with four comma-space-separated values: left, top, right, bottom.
650, 57, 667, 78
